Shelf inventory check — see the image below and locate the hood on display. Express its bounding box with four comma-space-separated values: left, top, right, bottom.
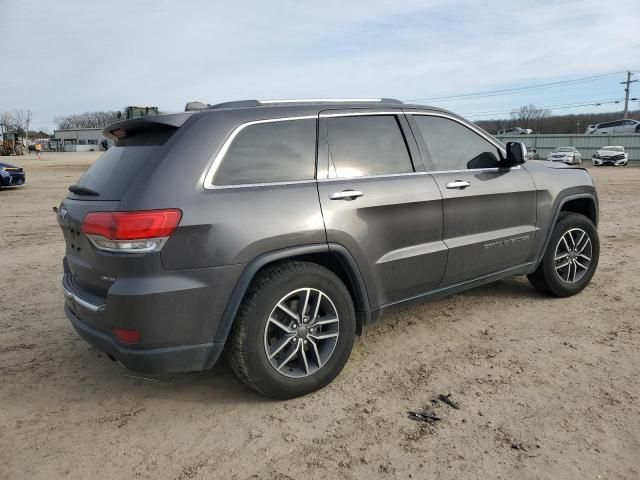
0, 162, 19, 168
596, 149, 624, 157
543, 161, 572, 169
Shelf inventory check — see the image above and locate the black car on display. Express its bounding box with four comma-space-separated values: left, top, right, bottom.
0, 162, 26, 187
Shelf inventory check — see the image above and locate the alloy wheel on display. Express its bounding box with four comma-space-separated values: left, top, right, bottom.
263, 288, 340, 378
554, 228, 592, 283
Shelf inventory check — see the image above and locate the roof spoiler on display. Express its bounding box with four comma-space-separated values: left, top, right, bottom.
103, 113, 191, 140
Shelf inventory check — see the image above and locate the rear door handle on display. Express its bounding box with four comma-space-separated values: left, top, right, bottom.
329, 190, 363, 200
445, 180, 471, 189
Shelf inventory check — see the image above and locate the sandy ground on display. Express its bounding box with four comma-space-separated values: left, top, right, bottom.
0, 152, 639, 479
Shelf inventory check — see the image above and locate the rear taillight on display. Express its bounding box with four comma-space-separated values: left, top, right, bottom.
83, 209, 182, 253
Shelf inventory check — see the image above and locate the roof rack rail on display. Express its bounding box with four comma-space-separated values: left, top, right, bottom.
258, 98, 403, 104
185, 98, 404, 112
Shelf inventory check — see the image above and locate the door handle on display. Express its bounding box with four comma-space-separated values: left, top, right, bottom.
445, 180, 471, 189
329, 190, 363, 200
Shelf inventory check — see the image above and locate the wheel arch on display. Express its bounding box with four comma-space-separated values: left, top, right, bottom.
532, 192, 598, 272
560, 195, 598, 226
214, 244, 371, 344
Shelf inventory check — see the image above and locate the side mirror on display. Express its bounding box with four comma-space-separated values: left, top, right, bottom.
505, 141, 526, 166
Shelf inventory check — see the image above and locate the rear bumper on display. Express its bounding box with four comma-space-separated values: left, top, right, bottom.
65, 304, 224, 373
61, 260, 244, 373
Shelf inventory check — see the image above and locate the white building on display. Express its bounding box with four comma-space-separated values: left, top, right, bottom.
53, 128, 107, 152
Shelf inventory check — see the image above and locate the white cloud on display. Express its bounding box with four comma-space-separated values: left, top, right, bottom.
1, 0, 638, 127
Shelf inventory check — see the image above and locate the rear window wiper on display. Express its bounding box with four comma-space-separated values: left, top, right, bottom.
69, 184, 100, 196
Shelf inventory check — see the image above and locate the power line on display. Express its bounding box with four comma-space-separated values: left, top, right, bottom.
461, 98, 627, 118
406, 71, 627, 103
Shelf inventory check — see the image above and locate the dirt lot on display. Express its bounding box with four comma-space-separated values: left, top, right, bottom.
1, 152, 639, 479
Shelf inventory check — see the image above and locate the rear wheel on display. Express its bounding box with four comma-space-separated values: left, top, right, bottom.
528, 212, 599, 297
227, 261, 356, 399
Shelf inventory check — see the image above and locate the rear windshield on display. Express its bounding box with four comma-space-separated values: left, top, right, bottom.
69, 146, 161, 201
68, 125, 176, 201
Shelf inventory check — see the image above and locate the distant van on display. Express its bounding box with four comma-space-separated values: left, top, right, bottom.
497, 127, 532, 135
586, 119, 640, 134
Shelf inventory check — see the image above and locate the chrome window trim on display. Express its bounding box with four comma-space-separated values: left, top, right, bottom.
428, 166, 521, 174
317, 171, 430, 182
203, 115, 318, 190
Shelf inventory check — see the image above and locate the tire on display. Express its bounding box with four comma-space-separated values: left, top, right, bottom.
527, 212, 599, 297
227, 261, 356, 399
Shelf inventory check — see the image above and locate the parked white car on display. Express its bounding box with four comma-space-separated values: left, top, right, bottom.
586, 119, 640, 134
497, 127, 533, 135
592, 146, 629, 166
547, 147, 582, 165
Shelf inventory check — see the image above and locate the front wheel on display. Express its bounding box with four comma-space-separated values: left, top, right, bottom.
227, 261, 356, 399
528, 212, 599, 297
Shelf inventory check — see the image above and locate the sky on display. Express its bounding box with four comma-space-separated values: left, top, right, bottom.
1, 0, 639, 131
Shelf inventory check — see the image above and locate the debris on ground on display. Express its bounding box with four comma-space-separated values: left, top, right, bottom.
407, 411, 441, 423
438, 393, 460, 409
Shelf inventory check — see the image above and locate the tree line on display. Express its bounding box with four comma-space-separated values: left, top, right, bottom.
54, 111, 121, 130
475, 104, 640, 134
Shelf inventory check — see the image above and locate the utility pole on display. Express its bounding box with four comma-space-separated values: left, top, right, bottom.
621, 71, 638, 119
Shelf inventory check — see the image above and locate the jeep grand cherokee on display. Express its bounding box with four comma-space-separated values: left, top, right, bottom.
58, 98, 599, 398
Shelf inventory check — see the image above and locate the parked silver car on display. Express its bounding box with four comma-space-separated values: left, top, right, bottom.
547, 147, 582, 165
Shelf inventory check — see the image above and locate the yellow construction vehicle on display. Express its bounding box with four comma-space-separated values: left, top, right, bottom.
0, 125, 25, 156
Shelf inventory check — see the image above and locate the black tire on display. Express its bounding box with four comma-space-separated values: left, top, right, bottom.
227, 261, 356, 399
527, 212, 599, 297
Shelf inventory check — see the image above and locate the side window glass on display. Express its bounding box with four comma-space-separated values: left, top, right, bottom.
412, 115, 501, 171
214, 118, 316, 185
326, 115, 413, 178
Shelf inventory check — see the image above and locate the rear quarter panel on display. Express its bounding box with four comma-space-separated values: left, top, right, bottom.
116, 109, 326, 270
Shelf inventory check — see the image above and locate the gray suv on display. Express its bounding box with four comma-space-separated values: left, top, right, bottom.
58, 99, 600, 399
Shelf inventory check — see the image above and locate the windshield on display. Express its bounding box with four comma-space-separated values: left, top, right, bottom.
555, 147, 574, 152
601, 146, 624, 152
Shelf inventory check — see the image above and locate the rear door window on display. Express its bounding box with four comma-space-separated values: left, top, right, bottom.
325, 115, 413, 178
213, 118, 317, 186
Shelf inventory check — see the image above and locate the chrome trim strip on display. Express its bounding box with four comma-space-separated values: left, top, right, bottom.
203, 116, 317, 190
62, 282, 106, 313
202, 109, 514, 188
259, 98, 383, 104
429, 166, 521, 174
317, 171, 429, 182
207, 179, 317, 190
